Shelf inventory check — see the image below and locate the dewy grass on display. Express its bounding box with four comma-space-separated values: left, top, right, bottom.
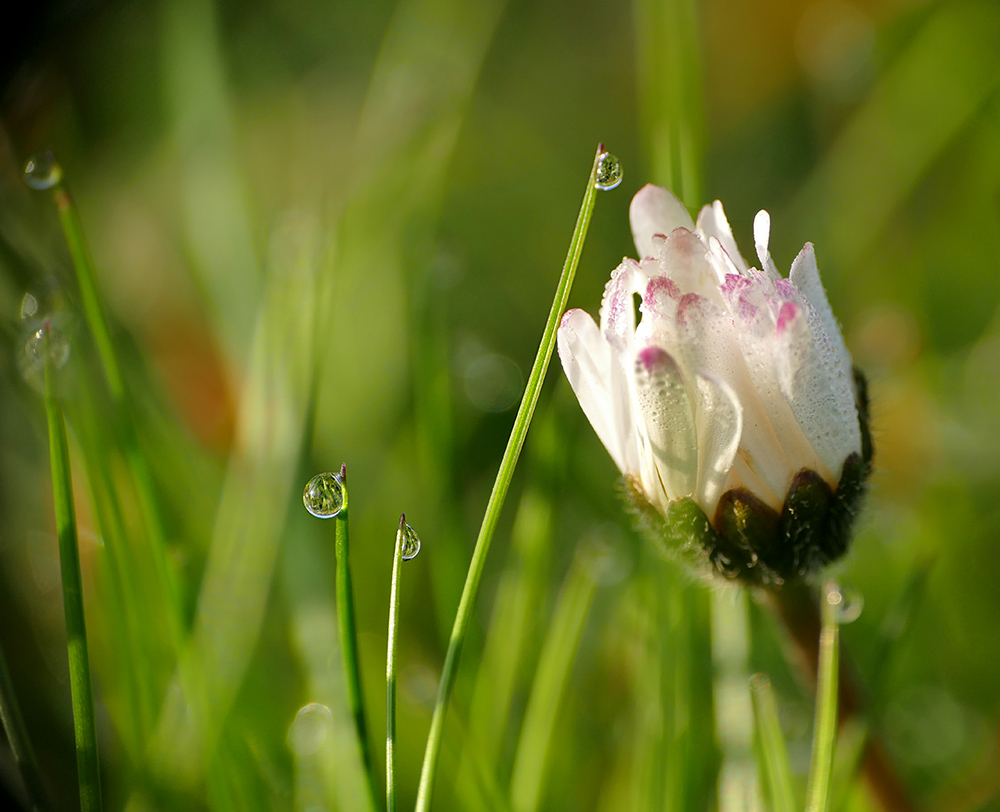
332, 465, 377, 806
414, 144, 611, 812
805, 583, 842, 812
386, 514, 406, 812
42, 322, 103, 812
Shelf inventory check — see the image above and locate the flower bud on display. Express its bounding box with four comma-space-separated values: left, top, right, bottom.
558, 185, 872, 585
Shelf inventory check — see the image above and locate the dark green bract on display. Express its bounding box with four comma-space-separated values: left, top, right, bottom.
627, 370, 874, 587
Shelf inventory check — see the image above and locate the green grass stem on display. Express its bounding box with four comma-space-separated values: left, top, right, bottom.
413, 144, 607, 812
805, 584, 841, 812
509, 544, 597, 812
42, 324, 103, 812
750, 673, 796, 812
0, 638, 47, 811
50, 180, 185, 653
386, 515, 406, 812
334, 464, 377, 805
634, 0, 704, 207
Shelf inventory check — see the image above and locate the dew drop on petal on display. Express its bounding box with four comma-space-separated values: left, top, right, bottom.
303, 472, 344, 518
23, 151, 63, 190
400, 522, 421, 560
25, 327, 70, 370
288, 702, 333, 756
595, 152, 623, 191
21, 293, 38, 319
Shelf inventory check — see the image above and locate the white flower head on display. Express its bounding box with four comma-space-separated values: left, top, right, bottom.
558, 184, 872, 584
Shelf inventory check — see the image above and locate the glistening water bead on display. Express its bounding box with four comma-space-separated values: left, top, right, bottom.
303, 472, 345, 518
23, 151, 63, 190
400, 522, 421, 560
25, 327, 70, 370
595, 152, 623, 191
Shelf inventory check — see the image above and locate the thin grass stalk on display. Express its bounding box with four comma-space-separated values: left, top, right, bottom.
750, 674, 796, 812
509, 544, 597, 812
633, 0, 704, 207
413, 144, 607, 812
50, 179, 184, 652
386, 515, 406, 812
334, 464, 377, 804
805, 584, 841, 812
43, 324, 103, 812
0, 639, 47, 811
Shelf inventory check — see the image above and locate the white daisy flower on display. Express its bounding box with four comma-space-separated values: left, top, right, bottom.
558, 184, 871, 584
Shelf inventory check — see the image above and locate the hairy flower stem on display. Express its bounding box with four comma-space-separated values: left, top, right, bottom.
764, 582, 915, 812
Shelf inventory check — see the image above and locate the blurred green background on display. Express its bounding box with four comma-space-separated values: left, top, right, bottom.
1, 0, 999, 810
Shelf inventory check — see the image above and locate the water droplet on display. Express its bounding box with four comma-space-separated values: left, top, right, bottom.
399, 521, 421, 560
303, 472, 345, 518
825, 583, 863, 624
595, 152, 623, 191
23, 151, 63, 190
21, 293, 38, 319
25, 326, 70, 370
288, 702, 333, 756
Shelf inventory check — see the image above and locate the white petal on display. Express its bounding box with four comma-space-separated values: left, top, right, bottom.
629, 184, 695, 260
789, 243, 853, 379
720, 278, 830, 490
599, 259, 641, 354
633, 346, 698, 506
697, 200, 750, 274
693, 372, 742, 517
558, 309, 638, 475
675, 292, 794, 506
774, 302, 862, 479
655, 228, 725, 305
753, 210, 780, 279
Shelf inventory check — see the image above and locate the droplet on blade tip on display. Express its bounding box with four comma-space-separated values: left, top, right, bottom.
399, 521, 421, 560
595, 152, 623, 191
303, 472, 345, 518
23, 151, 62, 190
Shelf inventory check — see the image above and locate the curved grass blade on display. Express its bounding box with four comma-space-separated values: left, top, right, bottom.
414, 144, 609, 812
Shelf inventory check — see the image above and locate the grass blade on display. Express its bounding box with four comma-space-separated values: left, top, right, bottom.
805, 584, 841, 812
386, 515, 407, 812
509, 542, 598, 812
42, 323, 103, 812
750, 673, 796, 812
333, 465, 376, 806
413, 144, 609, 812
0, 638, 48, 811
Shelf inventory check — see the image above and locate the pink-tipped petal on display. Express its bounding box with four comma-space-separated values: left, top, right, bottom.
630, 184, 695, 261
